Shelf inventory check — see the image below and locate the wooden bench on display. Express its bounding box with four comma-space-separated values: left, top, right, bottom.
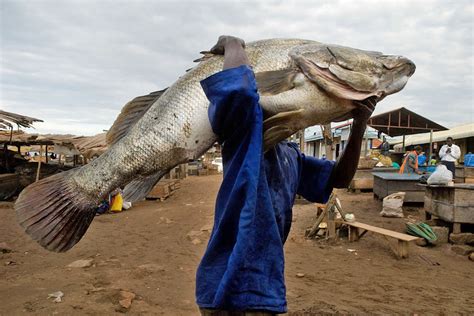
346, 221, 420, 259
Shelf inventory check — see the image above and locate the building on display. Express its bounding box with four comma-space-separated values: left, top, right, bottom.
392, 123, 474, 162
304, 121, 380, 160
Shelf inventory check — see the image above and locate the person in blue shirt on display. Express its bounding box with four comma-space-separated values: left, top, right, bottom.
197, 36, 376, 315
417, 152, 427, 166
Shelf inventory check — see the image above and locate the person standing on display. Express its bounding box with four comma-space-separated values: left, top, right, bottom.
439, 137, 460, 177
196, 35, 376, 315
379, 136, 390, 156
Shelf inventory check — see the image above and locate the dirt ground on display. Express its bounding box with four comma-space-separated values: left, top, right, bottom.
1, 175, 473, 315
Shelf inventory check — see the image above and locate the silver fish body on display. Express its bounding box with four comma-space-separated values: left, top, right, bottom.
14, 39, 415, 252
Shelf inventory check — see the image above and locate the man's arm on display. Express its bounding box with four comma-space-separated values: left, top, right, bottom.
408, 155, 422, 174
208, 35, 249, 70
451, 145, 461, 160
439, 145, 447, 158
328, 98, 376, 188
201, 36, 258, 143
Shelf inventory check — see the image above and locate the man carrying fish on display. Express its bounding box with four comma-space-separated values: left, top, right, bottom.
196, 35, 376, 315
14, 33, 415, 314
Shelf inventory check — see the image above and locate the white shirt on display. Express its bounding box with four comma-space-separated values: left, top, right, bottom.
439, 144, 461, 162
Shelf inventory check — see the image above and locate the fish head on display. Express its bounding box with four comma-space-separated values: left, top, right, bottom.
375, 54, 416, 100
290, 43, 416, 102
257, 41, 415, 151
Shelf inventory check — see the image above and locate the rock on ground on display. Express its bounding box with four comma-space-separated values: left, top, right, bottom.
137, 263, 165, 273
0, 242, 12, 253
191, 238, 202, 245
119, 290, 136, 309
451, 245, 474, 256
430, 226, 449, 245
67, 259, 94, 268
449, 233, 474, 245
186, 230, 203, 240
415, 239, 428, 247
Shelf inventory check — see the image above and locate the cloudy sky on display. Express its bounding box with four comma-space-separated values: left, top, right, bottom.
1, 0, 473, 136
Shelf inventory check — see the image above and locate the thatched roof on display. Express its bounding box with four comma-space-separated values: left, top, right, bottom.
0, 131, 107, 158
0, 110, 43, 129
71, 133, 107, 158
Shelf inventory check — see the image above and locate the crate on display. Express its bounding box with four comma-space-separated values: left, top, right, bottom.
198, 169, 209, 176
147, 179, 181, 201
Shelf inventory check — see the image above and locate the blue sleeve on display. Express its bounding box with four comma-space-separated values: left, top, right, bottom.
297, 155, 335, 203
200, 65, 260, 142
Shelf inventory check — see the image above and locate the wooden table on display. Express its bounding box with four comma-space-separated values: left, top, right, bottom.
422, 184, 474, 233
373, 172, 426, 203
455, 166, 474, 183
349, 167, 397, 192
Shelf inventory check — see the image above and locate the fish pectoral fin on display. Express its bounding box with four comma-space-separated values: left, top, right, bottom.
262, 109, 304, 131
262, 109, 304, 152
263, 126, 294, 153
107, 89, 167, 146
293, 55, 375, 101
255, 68, 298, 96
123, 171, 167, 203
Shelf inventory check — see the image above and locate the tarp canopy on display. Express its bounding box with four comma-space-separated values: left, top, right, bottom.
368, 107, 447, 137
393, 123, 474, 148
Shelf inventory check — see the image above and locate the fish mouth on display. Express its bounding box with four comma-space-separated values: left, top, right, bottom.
379, 58, 416, 100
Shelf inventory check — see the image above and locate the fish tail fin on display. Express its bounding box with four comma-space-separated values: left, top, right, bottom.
15, 170, 97, 252
123, 171, 166, 202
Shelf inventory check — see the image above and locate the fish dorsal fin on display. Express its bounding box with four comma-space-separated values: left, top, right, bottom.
255, 68, 298, 96
107, 89, 167, 145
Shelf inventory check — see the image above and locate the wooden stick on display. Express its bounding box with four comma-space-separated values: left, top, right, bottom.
334, 197, 347, 219
307, 193, 335, 238
35, 145, 43, 182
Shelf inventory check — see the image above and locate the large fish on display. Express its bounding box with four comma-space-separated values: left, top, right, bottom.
15, 39, 415, 252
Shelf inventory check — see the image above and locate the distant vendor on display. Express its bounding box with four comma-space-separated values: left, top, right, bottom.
439, 137, 460, 177
379, 136, 390, 156
399, 146, 423, 174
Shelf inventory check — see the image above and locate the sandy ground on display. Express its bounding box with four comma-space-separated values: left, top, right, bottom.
1, 174, 473, 315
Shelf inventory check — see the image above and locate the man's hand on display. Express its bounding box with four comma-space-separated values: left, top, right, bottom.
352, 96, 377, 123
206, 35, 246, 55
328, 96, 377, 188
205, 35, 249, 70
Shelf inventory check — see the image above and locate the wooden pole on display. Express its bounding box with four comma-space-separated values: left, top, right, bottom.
36, 145, 43, 182
429, 129, 433, 161
322, 124, 333, 160
364, 127, 369, 157
402, 135, 406, 152
45, 146, 49, 164
299, 130, 305, 153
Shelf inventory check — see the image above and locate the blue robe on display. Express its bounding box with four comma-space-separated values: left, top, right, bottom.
196, 65, 334, 313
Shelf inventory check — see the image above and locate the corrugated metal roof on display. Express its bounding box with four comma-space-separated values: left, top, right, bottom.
393, 123, 474, 148
368, 107, 447, 136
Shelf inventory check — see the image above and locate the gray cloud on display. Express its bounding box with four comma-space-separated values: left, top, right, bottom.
1, 0, 473, 135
